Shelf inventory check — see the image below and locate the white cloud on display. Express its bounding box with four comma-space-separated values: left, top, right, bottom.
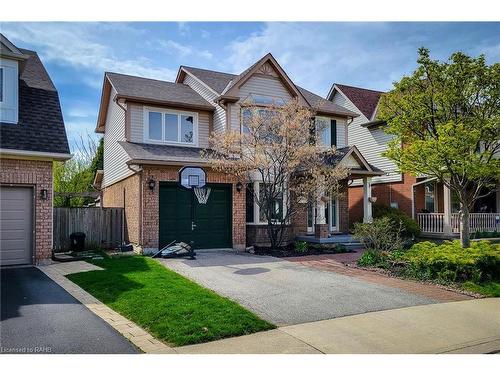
201, 29, 211, 39
157, 40, 213, 60
1, 23, 177, 88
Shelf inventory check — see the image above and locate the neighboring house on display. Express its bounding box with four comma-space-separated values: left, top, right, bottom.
327, 83, 500, 236
95, 53, 382, 253
0, 34, 71, 266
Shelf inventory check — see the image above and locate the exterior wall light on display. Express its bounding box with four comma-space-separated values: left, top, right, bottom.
369, 196, 378, 203
236, 182, 243, 192
147, 177, 156, 191
40, 189, 48, 200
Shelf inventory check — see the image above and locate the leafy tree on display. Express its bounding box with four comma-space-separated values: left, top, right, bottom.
203, 99, 348, 249
53, 135, 103, 207
379, 48, 500, 248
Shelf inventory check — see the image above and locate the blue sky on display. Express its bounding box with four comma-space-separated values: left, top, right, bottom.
1, 22, 499, 151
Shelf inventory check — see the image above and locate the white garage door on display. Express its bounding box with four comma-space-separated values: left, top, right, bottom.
0, 186, 33, 266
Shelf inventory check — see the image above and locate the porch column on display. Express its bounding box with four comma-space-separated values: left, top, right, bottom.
314, 196, 329, 239
363, 177, 373, 223
496, 183, 500, 212
443, 182, 452, 236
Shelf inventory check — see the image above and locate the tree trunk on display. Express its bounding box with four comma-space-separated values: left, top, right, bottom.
460, 205, 471, 248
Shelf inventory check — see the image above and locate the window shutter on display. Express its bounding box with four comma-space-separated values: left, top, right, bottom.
330, 119, 337, 147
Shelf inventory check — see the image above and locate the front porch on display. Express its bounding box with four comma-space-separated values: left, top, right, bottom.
413, 178, 500, 237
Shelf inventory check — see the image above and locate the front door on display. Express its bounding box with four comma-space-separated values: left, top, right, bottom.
307, 197, 339, 233
159, 182, 232, 249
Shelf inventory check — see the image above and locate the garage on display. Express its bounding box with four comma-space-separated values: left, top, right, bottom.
0, 186, 33, 266
159, 182, 232, 249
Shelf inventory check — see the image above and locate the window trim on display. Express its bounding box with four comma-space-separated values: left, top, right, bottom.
315, 116, 331, 147
246, 181, 288, 225
0, 67, 4, 103
424, 181, 438, 213
143, 106, 198, 147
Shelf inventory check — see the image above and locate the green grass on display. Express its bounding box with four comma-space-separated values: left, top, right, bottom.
67, 255, 274, 346
462, 281, 500, 297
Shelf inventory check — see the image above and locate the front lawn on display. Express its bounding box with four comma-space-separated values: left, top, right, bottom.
67, 255, 274, 346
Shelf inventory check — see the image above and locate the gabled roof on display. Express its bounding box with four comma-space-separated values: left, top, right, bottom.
0, 33, 29, 61
178, 66, 235, 94
324, 146, 384, 177
298, 87, 358, 118
329, 83, 384, 120
96, 72, 215, 133
0, 47, 70, 157
177, 54, 358, 118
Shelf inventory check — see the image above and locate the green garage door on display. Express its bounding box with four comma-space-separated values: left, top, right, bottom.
159, 182, 232, 249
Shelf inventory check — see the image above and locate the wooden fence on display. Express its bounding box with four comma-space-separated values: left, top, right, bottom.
53, 207, 124, 252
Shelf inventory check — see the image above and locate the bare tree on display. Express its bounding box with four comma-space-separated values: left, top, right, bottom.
203, 99, 348, 249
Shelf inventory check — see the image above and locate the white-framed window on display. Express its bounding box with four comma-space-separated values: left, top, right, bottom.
0, 59, 19, 123
316, 116, 331, 146
424, 182, 437, 212
144, 107, 197, 145
307, 197, 339, 233
246, 181, 287, 224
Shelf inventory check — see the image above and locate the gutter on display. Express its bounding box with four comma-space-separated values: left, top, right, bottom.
0, 148, 72, 161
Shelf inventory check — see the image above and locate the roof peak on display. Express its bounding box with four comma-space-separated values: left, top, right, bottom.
335, 83, 385, 94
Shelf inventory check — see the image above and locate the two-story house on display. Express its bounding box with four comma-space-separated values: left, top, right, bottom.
0, 33, 71, 265
95, 53, 382, 253
327, 83, 500, 237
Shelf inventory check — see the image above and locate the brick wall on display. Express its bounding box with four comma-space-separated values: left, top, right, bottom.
348, 173, 418, 226
141, 165, 246, 251
102, 173, 141, 244
0, 158, 53, 264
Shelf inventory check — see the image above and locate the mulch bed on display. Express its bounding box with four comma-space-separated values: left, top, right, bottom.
253, 243, 352, 258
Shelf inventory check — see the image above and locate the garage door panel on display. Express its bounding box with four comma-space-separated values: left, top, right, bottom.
159, 182, 231, 249
0, 186, 33, 266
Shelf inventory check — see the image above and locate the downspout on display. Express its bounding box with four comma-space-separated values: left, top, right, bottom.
411, 177, 437, 219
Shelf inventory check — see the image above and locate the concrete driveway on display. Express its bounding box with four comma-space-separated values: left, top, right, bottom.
0, 267, 137, 354
159, 251, 437, 326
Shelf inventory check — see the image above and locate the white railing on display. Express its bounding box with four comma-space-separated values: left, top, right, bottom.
418, 213, 500, 234
417, 213, 444, 233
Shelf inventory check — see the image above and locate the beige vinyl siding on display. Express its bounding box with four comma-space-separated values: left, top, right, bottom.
129, 103, 143, 143
103, 87, 133, 188
182, 73, 225, 133
332, 90, 401, 186
228, 74, 294, 131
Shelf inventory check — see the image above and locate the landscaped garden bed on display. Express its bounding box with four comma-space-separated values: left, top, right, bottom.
356, 240, 500, 297
67, 255, 274, 346
253, 242, 351, 258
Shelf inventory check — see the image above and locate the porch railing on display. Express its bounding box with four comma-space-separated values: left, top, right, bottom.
417, 213, 500, 234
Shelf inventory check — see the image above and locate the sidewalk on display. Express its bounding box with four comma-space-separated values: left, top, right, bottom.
176, 298, 500, 354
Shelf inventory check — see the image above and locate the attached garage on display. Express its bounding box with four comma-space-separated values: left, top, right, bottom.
159, 182, 232, 249
0, 186, 33, 266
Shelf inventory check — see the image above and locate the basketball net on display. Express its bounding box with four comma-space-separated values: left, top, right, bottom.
194, 186, 211, 204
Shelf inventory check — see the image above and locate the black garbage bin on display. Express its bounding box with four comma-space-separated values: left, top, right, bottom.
70, 232, 86, 252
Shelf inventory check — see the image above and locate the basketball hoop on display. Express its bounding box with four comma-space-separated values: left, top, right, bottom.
194, 186, 211, 204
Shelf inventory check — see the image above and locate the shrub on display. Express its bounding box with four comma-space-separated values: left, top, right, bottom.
353, 216, 404, 253
294, 241, 308, 253
357, 250, 386, 267
373, 204, 421, 238
402, 240, 500, 283
472, 231, 500, 239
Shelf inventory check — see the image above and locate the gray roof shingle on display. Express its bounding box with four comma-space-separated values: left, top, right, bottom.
182, 64, 358, 117
119, 141, 205, 162
0, 49, 70, 155
106, 72, 214, 110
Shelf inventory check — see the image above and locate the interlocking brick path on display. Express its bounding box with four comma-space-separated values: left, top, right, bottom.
287, 255, 473, 302
39, 261, 176, 354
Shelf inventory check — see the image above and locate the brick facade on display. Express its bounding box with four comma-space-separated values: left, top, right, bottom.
0, 158, 53, 264
103, 165, 246, 251
102, 173, 141, 244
